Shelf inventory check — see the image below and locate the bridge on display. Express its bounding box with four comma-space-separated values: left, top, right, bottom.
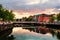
13, 21, 60, 25
0, 21, 60, 31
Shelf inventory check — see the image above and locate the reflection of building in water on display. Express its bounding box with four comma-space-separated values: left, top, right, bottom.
38, 27, 50, 34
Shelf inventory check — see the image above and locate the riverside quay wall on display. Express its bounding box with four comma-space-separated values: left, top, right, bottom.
0, 24, 13, 39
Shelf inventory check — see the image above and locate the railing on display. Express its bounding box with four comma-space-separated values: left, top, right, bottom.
13, 21, 60, 25
14, 21, 40, 23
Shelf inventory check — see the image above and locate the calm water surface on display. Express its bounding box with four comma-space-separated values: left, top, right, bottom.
11, 27, 58, 40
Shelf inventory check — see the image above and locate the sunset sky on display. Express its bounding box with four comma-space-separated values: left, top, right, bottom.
0, 0, 60, 18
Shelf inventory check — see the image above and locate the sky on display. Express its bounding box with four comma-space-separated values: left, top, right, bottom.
0, 0, 60, 18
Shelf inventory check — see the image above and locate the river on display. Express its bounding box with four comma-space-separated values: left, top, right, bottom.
10, 27, 60, 40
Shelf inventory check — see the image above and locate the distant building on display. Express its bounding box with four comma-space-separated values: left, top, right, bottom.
33, 14, 52, 22
38, 14, 52, 22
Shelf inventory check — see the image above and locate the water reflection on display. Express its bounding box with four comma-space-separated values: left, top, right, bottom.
50, 29, 56, 37
11, 27, 59, 40
56, 32, 60, 40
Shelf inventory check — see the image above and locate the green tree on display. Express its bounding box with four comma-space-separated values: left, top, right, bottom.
21, 16, 34, 21
57, 13, 60, 21
25, 17, 34, 21
22, 17, 27, 21
5, 10, 15, 21
0, 4, 3, 9
0, 4, 15, 24
50, 15, 55, 22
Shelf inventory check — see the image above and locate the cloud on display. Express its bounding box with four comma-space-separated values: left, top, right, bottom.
0, 0, 60, 11
0, 0, 60, 18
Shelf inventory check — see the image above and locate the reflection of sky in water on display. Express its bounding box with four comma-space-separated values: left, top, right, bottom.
12, 27, 57, 40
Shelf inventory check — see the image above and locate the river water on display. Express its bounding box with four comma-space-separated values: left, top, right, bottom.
11, 27, 59, 40
12, 27, 58, 40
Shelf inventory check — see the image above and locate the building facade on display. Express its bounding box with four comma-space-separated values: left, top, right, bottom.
38, 14, 52, 22
34, 14, 52, 22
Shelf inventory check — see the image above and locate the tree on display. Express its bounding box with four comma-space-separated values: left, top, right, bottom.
0, 4, 3, 9
25, 17, 34, 21
0, 4, 15, 24
5, 10, 15, 21
56, 13, 60, 21
50, 15, 55, 22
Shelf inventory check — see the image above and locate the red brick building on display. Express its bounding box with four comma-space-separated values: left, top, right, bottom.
38, 14, 52, 22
